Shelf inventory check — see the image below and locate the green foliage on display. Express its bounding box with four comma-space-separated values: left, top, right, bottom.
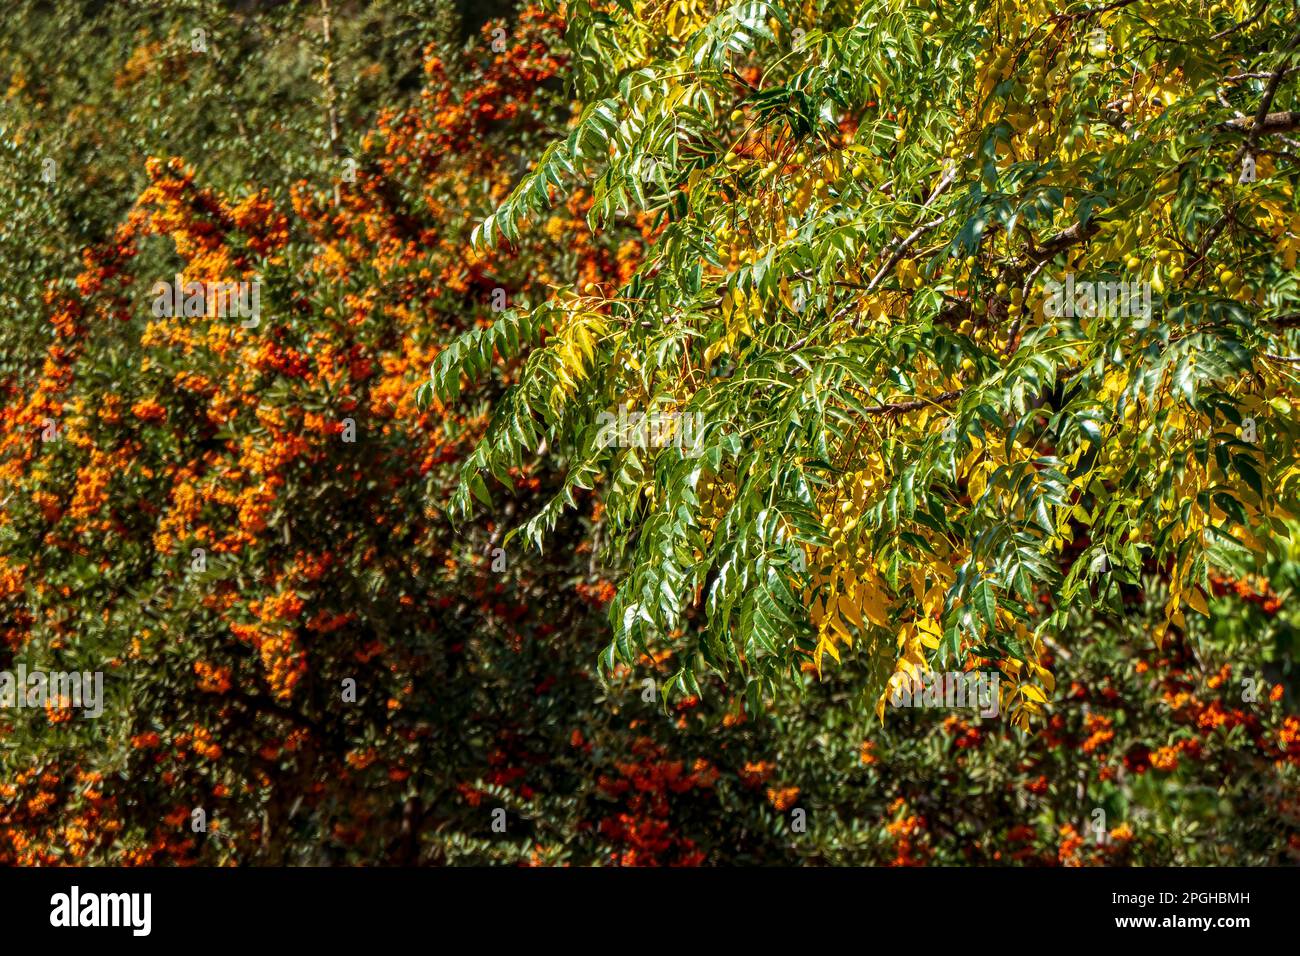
446, 0, 1300, 718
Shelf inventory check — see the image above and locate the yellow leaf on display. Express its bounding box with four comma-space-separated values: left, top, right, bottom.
861, 584, 890, 627
809, 596, 826, 627
818, 637, 841, 665
829, 609, 854, 648
921, 582, 946, 616
909, 564, 926, 603
1186, 587, 1210, 617
837, 593, 863, 628
916, 617, 943, 649
1020, 684, 1048, 704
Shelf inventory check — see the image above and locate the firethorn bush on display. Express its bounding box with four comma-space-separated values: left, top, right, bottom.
0, 0, 1297, 865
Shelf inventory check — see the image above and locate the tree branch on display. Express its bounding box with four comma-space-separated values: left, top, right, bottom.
1219, 110, 1300, 135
